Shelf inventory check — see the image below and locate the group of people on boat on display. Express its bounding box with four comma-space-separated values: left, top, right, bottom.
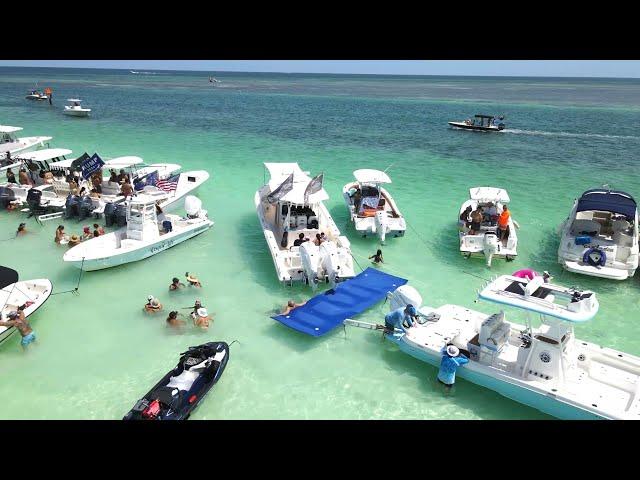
459, 203, 512, 241
54, 223, 105, 246
292, 231, 327, 247
347, 184, 385, 216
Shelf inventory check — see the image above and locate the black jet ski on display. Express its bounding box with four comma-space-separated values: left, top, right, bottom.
123, 341, 229, 420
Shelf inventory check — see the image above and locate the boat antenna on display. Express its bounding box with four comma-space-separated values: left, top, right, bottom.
382, 163, 395, 174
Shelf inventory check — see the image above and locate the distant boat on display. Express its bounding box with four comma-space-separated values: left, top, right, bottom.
63, 98, 91, 117
209, 76, 221, 84
449, 114, 506, 132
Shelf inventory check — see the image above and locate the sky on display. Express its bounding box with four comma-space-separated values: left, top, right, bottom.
0, 60, 640, 77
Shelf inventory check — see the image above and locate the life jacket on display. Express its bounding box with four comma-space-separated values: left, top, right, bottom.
142, 399, 161, 419
498, 210, 510, 227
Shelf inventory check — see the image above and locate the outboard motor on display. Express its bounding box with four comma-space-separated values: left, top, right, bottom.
299, 241, 321, 290
387, 285, 423, 312
115, 204, 128, 227
319, 241, 340, 288
26, 188, 45, 217
0, 186, 16, 209
65, 194, 79, 219
78, 196, 94, 221
374, 210, 389, 244
104, 202, 116, 227
483, 232, 500, 267
184, 195, 206, 219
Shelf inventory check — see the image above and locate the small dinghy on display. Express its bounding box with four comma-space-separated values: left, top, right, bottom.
123, 342, 229, 420
0, 266, 52, 344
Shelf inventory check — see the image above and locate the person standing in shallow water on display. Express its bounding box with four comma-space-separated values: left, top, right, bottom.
0, 305, 37, 349
437, 345, 469, 393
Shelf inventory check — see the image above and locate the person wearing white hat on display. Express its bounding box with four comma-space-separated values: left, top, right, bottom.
384, 304, 419, 334
437, 344, 469, 390
193, 307, 212, 329
144, 295, 163, 314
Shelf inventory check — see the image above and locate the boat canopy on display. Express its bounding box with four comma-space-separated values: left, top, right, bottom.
264, 162, 329, 204
18, 148, 73, 162
474, 114, 495, 119
353, 169, 392, 184
469, 187, 510, 204
576, 189, 637, 218
0, 125, 22, 134
67, 98, 82, 102
478, 275, 599, 323
272, 267, 408, 336
104, 156, 144, 169
0, 266, 19, 289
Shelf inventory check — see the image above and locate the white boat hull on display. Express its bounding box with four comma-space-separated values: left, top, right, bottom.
64, 219, 213, 271
63, 107, 91, 117
0, 279, 52, 344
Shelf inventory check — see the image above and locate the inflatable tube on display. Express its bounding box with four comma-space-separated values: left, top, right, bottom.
583, 247, 606, 267
512, 269, 538, 281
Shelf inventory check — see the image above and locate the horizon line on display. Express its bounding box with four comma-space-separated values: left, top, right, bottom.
0, 64, 639, 79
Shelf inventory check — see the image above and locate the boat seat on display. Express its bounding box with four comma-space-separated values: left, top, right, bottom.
308, 216, 318, 229
613, 231, 633, 247
570, 219, 601, 236
479, 311, 510, 351
297, 216, 307, 229
612, 219, 631, 233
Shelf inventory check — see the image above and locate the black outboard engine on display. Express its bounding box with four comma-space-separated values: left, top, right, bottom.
115, 204, 128, 227
104, 202, 116, 227
26, 188, 45, 217
78, 196, 94, 221
65, 194, 79, 219
0, 186, 16, 209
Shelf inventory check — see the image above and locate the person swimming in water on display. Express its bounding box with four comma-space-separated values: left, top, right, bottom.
185, 272, 202, 287
193, 308, 212, 329
169, 277, 186, 291
16, 223, 26, 236
166, 311, 186, 329
144, 295, 163, 313
0, 305, 36, 349
281, 299, 307, 315
369, 249, 384, 264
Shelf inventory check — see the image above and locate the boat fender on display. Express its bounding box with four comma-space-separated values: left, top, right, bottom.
281, 230, 288, 248
583, 247, 606, 267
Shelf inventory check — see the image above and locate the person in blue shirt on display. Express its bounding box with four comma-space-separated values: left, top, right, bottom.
438, 345, 469, 390
384, 304, 419, 334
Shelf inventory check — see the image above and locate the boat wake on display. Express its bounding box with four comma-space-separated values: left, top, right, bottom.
504, 129, 640, 141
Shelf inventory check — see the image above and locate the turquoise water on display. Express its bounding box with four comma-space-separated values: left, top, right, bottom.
1, 67, 639, 419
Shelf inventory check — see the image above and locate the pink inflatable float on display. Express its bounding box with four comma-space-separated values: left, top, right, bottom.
512, 268, 538, 281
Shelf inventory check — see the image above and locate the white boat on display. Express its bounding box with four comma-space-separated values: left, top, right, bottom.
63, 195, 213, 271
459, 187, 518, 266
448, 114, 505, 132
342, 169, 406, 243
25, 90, 48, 101
1, 125, 52, 171
380, 274, 640, 419
63, 98, 91, 117
255, 162, 355, 288
557, 188, 638, 280
1, 266, 52, 344
4, 151, 205, 220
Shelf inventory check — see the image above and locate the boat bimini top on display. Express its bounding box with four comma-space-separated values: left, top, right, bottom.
469, 187, 510, 204
353, 169, 392, 185
103, 156, 144, 169
0, 125, 23, 135
576, 189, 637, 219
264, 162, 329, 205
0, 266, 19, 290
478, 274, 599, 323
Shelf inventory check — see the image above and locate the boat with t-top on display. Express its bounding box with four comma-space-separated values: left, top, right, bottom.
449, 114, 505, 132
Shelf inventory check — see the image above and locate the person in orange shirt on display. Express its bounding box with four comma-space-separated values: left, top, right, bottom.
44, 87, 52, 105
497, 205, 511, 242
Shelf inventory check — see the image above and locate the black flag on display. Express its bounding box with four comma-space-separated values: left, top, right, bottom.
267, 173, 294, 204
304, 173, 323, 204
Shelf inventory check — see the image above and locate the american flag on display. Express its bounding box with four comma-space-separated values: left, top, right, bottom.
156, 174, 180, 193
